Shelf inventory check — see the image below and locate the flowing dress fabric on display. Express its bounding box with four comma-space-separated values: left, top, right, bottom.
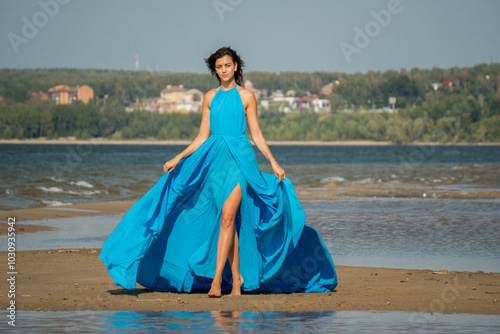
99, 85, 338, 293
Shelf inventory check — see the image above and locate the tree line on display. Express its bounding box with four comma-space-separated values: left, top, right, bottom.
0, 63, 498, 143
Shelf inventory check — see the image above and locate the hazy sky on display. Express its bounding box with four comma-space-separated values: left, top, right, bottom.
1, 0, 499, 73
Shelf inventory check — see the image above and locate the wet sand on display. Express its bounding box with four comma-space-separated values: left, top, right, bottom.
0, 201, 135, 235
0, 248, 498, 314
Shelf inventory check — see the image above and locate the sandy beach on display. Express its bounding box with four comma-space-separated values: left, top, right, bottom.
1, 199, 499, 315
0, 247, 498, 314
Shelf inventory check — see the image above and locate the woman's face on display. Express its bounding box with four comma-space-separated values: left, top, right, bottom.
215, 55, 237, 83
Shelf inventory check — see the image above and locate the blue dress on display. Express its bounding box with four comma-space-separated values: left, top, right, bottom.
99, 84, 338, 293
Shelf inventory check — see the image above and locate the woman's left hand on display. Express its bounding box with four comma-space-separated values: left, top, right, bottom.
272, 162, 285, 183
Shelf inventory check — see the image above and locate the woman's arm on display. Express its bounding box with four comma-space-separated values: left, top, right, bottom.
243, 89, 286, 183
163, 90, 214, 173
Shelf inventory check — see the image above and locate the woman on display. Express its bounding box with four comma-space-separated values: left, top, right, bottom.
99, 47, 337, 297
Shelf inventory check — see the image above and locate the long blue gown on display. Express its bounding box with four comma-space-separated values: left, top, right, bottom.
99, 84, 338, 293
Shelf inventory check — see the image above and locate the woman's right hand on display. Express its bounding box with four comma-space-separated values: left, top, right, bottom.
163, 156, 181, 173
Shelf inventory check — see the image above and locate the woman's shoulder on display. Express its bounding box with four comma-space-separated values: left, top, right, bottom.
205, 88, 219, 97
236, 86, 256, 102
203, 88, 218, 105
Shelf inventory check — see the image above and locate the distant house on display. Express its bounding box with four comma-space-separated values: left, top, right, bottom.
29, 91, 49, 102
47, 85, 94, 104
184, 89, 203, 102
76, 85, 94, 104
431, 79, 453, 92
270, 89, 284, 99
160, 85, 187, 103
440, 79, 453, 87
290, 97, 331, 112
267, 95, 331, 113
320, 83, 333, 96
174, 101, 203, 113
243, 80, 263, 100
155, 85, 203, 113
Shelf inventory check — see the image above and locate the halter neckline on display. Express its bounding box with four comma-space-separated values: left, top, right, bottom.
219, 84, 237, 92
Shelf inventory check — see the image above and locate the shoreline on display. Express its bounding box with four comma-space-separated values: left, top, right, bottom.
0, 138, 499, 146
0, 248, 498, 314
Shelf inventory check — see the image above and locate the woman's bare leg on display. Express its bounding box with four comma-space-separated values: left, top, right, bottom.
228, 229, 243, 296
208, 184, 242, 298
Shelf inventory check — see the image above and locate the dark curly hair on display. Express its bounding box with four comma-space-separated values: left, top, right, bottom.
204, 46, 245, 86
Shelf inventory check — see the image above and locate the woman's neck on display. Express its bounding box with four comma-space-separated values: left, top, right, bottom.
220, 80, 236, 91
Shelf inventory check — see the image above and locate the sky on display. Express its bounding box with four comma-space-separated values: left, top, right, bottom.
1, 0, 499, 74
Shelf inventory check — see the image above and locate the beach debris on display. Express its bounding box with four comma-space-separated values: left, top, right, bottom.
473, 287, 476, 290
58, 250, 64, 253
433, 270, 448, 275
387, 302, 391, 305
70, 249, 80, 252
423, 193, 426, 198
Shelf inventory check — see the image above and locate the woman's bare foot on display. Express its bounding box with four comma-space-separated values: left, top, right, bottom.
229, 275, 244, 296
208, 278, 222, 298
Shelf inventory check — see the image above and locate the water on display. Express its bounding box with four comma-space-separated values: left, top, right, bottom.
2, 310, 499, 333
1, 144, 499, 210
1, 144, 499, 272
